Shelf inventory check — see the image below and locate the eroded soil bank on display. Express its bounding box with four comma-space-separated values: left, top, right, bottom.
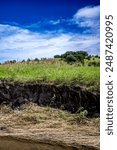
0, 80, 100, 150
0, 80, 100, 116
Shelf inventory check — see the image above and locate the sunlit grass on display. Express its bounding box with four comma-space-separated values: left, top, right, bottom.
0, 63, 100, 91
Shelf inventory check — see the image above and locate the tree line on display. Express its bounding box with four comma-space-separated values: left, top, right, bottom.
0, 51, 100, 66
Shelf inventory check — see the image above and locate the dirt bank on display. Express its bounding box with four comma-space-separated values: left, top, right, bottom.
0, 80, 100, 116
0, 80, 100, 149
0, 103, 99, 150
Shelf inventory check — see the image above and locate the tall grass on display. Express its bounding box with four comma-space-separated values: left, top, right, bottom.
0, 63, 99, 90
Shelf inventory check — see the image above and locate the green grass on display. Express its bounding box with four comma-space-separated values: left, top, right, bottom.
0, 63, 100, 91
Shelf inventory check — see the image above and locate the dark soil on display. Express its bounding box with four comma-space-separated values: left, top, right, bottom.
0, 80, 100, 116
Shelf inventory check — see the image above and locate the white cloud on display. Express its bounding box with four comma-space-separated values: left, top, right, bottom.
49, 19, 60, 25
74, 5, 100, 19
24, 19, 61, 30
73, 5, 100, 28
0, 23, 99, 62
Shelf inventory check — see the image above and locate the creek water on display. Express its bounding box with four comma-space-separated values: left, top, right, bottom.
0, 137, 77, 150
0, 136, 97, 150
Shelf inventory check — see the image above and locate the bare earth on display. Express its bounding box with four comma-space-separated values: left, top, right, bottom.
0, 104, 100, 150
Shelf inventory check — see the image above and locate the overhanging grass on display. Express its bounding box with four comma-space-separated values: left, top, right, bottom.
0, 63, 100, 91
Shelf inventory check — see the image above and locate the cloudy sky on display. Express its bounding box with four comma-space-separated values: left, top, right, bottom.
0, 0, 100, 62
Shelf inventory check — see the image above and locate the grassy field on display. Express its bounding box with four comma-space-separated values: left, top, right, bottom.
0, 63, 100, 91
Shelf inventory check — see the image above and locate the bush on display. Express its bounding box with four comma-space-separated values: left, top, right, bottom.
88, 61, 100, 67
41, 58, 47, 61
85, 56, 91, 60
66, 54, 77, 63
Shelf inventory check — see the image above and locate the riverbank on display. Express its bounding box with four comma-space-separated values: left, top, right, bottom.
0, 104, 99, 150
0, 72, 100, 150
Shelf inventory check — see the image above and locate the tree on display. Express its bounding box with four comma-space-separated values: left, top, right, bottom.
54, 55, 61, 58
21, 60, 25, 63
27, 58, 31, 62
60, 51, 88, 65
34, 58, 39, 61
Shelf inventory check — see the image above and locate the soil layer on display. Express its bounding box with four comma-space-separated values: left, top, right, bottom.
0, 81, 100, 116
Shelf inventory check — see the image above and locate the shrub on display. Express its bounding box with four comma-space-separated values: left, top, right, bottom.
88, 61, 100, 67
66, 54, 77, 63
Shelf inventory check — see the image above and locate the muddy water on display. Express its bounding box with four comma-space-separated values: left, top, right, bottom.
0, 136, 97, 150
0, 137, 72, 150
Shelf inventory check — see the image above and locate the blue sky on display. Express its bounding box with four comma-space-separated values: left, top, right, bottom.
0, 0, 100, 62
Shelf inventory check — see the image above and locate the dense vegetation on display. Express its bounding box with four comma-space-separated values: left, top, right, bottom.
54, 51, 100, 66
